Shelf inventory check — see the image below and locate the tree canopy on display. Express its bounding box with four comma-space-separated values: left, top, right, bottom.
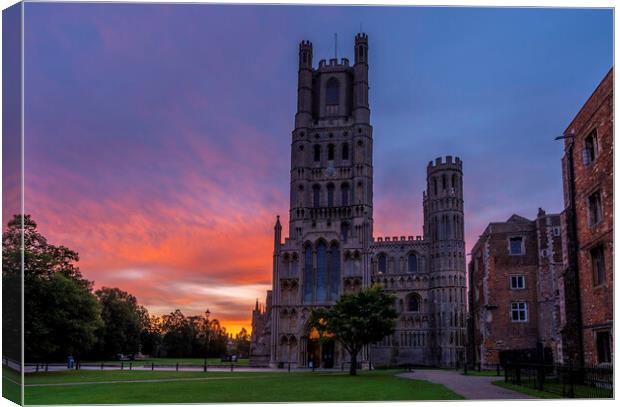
309, 284, 397, 375
2, 214, 103, 361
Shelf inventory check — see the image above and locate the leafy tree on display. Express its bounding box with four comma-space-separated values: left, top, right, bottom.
234, 328, 251, 357
94, 287, 146, 358
309, 284, 397, 376
3, 214, 103, 361
140, 315, 164, 357
161, 309, 194, 357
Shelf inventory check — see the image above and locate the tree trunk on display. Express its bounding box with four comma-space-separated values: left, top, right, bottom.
349, 349, 358, 376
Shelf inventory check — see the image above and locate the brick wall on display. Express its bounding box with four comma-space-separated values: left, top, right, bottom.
561, 68, 613, 366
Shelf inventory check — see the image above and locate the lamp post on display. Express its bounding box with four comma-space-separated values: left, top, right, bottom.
204, 309, 211, 370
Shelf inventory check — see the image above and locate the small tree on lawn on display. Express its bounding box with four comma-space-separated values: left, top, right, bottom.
309, 284, 397, 376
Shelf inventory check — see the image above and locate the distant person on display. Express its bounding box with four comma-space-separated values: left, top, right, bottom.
67, 355, 74, 369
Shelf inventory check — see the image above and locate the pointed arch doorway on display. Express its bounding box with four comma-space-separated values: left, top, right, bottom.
306, 326, 335, 368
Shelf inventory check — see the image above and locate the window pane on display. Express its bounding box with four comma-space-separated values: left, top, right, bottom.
378, 255, 387, 273
326, 78, 340, 106
510, 238, 522, 254
330, 244, 340, 300
408, 254, 417, 272
303, 246, 313, 302
316, 242, 327, 301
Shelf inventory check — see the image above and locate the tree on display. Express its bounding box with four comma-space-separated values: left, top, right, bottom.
309, 284, 397, 376
94, 287, 146, 358
3, 214, 103, 361
234, 328, 251, 358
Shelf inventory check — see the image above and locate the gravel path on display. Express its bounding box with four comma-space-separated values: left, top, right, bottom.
399, 370, 534, 400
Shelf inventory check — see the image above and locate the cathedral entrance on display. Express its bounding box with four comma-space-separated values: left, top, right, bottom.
306, 327, 335, 368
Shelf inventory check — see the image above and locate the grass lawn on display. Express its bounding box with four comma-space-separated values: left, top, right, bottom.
78, 357, 249, 366
492, 381, 562, 399
3, 366, 22, 404
24, 369, 464, 404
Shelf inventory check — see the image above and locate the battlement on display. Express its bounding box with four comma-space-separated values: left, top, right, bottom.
373, 235, 423, 243
355, 33, 368, 43
299, 40, 313, 49
318, 58, 350, 69
427, 155, 462, 173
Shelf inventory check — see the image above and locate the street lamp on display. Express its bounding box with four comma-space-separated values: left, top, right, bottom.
204, 309, 211, 371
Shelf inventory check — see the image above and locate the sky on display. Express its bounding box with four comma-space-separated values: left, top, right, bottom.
5, 3, 613, 334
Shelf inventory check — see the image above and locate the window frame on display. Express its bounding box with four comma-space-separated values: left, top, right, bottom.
510, 301, 528, 322
590, 245, 606, 287
588, 190, 603, 227
583, 129, 599, 166
595, 330, 612, 364
508, 236, 525, 256
510, 274, 525, 290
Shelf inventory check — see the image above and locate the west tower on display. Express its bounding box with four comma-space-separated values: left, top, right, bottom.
250, 34, 467, 369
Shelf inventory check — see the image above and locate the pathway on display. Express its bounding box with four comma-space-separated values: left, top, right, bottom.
399, 370, 534, 400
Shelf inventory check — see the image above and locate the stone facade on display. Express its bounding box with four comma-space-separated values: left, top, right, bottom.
559, 68, 613, 366
250, 34, 466, 369
467, 211, 564, 367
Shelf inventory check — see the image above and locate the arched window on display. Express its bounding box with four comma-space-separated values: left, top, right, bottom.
342, 143, 349, 160
313, 184, 321, 208
291, 254, 299, 276
327, 184, 335, 207
378, 254, 387, 273
442, 174, 447, 191
433, 178, 438, 195
303, 245, 313, 303
326, 77, 340, 106
330, 242, 340, 300
328, 144, 335, 161
407, 294, 420, 312
297, 185, 304, 207
341, 183, 350, 206
452, 174, 457, 191
313, 145, 321, 162
316, 241, 328, 302
341, 222, 349, 243
408, 253, 418, 273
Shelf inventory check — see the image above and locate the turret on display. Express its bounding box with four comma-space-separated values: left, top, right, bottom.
274, 215, 282, 252
423, 156, 466, 367
353, 33, 369, 124
295, 40, 313, 129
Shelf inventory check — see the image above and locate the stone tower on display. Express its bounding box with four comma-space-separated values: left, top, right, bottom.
266, 34, 375, 368
250, 35, 467, 369
423, 156, 467, 367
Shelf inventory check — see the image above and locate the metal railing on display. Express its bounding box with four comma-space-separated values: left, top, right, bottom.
504, 362, 613, 398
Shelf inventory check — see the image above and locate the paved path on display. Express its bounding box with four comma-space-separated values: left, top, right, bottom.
399, 370, 534, 400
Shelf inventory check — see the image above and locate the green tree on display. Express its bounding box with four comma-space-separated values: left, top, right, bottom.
3, 214, 103, 361
234, 328, 251, 357
94, 287, 146, 358
309, 284, 397, 376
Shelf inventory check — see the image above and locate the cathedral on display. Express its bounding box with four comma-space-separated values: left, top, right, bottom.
250, 34, 467, 369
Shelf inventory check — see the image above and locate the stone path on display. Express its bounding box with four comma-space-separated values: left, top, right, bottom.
399, 370, 534, 400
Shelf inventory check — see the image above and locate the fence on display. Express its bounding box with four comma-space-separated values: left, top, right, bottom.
504, 362, 613, 398
23, 361, 244, 373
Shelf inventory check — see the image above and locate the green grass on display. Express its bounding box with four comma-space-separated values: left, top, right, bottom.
492, 381, 562, 399
24, 369, 463, 404
77, 357, 248, 366
3, 365, 22, 405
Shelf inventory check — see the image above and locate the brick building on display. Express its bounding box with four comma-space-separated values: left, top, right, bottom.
467, 210, 564, 367
559, 68, 613, 366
